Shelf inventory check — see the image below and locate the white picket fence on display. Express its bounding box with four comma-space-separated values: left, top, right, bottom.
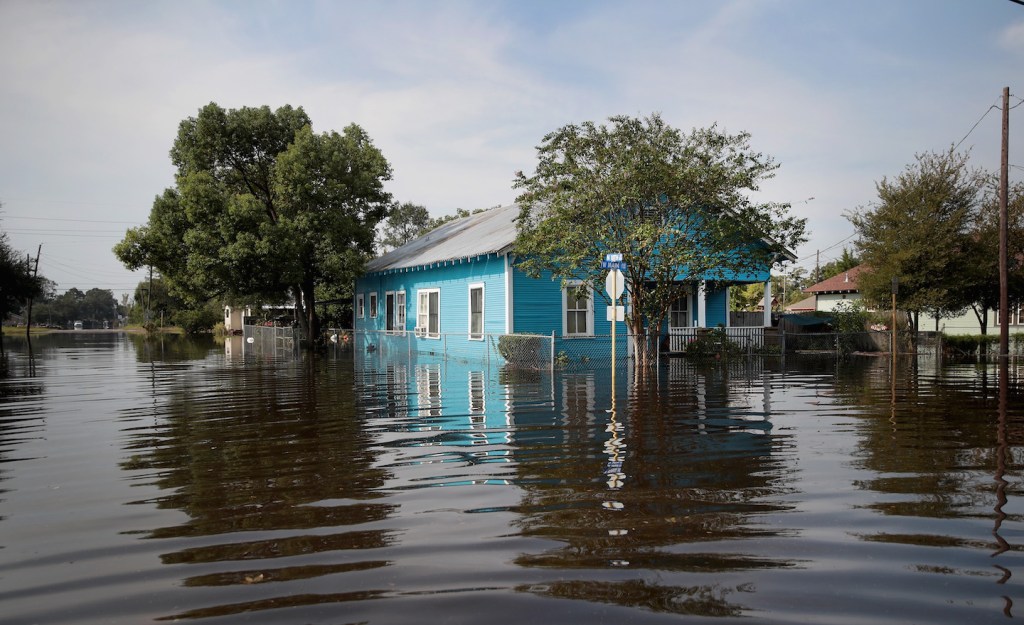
668, 326, 765, 352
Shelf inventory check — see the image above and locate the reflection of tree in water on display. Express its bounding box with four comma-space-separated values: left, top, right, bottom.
127, 333, 220, 363
828, 356, 1024, 592
510, 363, 798, 617
0, 367, 45, 526
119, 355, 395, 603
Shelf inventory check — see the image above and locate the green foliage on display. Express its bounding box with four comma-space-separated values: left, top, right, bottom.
174, 306, 222, 335
0, 224, 44, 323
513, 114, 806, 367
849, 150, 982, 321
114, 102, 392, 345
683, 328, 745, 357
379, 202, 432, 251
816, 248, 860, 282
497, 334, 545, 367
829, 300, 870, 354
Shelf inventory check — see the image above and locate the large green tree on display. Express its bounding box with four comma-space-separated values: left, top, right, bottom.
114, 103, 392, 344
379, 202, 432, 252
956, 180, 1024, 334
0, 217, 44, 342
513, 114, 806, 367
849, 150, 984, 331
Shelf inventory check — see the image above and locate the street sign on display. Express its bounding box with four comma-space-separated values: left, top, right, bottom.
604, 253, 623, 262
606, 305, 625, 322
600, 260, 627, 270
605, 269, 625, 300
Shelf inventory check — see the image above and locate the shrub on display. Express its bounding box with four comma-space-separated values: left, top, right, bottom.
683, 327, 744, 357
174, 307, 221, 335
497, 334, 545, 367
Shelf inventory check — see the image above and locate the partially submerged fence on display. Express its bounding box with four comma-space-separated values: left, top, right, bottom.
242, 324, 301, 358
668, 327, 765, 352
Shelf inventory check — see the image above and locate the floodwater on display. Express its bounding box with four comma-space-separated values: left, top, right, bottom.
0, 332, 1022, 625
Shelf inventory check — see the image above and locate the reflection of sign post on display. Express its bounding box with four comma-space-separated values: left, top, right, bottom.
604, 258, 625, 411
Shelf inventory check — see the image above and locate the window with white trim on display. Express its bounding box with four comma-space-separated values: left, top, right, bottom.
563, 282, 593, 337
396, 291, 406, 332
385, 291, 406, 334
468, 283, 484, 340
356, 294, 365, 319
669, 294, 689, 329
369, 292, 378, 319
417, 289, 440, 338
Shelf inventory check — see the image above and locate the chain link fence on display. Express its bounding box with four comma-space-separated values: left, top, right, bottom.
242, 324, 301, 358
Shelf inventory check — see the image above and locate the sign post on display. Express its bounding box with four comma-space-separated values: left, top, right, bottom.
604, 255, 626, 411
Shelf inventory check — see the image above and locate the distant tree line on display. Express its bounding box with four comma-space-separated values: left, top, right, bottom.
30, 286, 122, 328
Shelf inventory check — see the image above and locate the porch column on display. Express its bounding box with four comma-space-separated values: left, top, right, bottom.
697, 281, 707, 328
763, 279, 772, 327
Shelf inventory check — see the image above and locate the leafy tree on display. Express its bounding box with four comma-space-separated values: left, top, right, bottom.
379, 202, 432, 251
114, 103, 392, 346
80, 288, 117, 323
849, 150, 983, 331
513, 114, 806, 368
816, 248, 860, 283
956, 180, 1024, 334
1, 223, 43, 339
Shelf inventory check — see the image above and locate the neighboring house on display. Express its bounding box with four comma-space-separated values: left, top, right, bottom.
785, 295, 816, 313
223, 305, 252, 334
802, 265, 866, 312
800, 264, 1020, 335
353, 204, 790, 360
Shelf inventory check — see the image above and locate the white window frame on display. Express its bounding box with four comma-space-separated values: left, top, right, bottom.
369, 292, 378, 319
384, 290, 406, 334
396, 291, 406, 333
417, 288, 440, 339
562, 281, 594, 338
669, 293, 690, 329
356, 294, 365, 319
468, 283, 485, 341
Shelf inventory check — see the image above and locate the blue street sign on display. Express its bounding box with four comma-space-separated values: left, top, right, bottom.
604, 253, 623, 262
600, 260, 627, 270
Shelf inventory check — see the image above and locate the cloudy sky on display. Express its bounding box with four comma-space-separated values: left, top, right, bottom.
1, 0, 1022, 297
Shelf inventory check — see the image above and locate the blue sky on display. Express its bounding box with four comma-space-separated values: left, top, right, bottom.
1, 0, 1022, 296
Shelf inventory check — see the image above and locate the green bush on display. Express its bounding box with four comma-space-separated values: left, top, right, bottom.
497, 334, 545, 366
174, 307, 221, 335
683, 327, 744, 357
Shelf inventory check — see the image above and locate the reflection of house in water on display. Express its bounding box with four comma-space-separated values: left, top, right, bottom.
356, 350, 513, 452
508, 360, 792, 610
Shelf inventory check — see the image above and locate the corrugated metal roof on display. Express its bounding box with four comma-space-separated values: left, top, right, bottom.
365, 204, 519, 273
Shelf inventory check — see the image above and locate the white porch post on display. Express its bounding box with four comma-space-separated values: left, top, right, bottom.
763, 279, 773, 327
697, 281, 707, 328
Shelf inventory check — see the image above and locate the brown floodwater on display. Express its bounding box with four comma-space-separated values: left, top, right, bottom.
0, 332, 1021, 624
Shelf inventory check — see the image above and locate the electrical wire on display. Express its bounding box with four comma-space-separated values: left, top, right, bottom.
954, 100, 999, 151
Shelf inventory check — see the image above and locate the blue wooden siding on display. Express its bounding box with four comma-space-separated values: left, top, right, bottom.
355, 253, 508, 360
705, 287, 729, 326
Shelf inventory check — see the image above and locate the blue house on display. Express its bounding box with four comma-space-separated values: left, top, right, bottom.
353, 204, 788, 363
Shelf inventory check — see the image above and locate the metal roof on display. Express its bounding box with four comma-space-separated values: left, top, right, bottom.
365, 204, 519, 273
364, 201, 797, 274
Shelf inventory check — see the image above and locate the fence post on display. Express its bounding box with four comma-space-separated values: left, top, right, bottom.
551, 331, 555, 372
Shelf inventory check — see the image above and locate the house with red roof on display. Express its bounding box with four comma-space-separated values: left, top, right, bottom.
802, 265, 866, 312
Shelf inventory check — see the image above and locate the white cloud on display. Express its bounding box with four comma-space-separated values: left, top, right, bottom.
999, 19, 1024, 51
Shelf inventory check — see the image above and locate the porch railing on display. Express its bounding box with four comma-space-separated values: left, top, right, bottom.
668, 326, 765, 352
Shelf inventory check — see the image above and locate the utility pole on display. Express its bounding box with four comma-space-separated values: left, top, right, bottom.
24, 245, 41, 336
999, 86, 1009, 359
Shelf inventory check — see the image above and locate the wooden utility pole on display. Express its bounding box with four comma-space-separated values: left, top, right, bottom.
999, 86, 1010, 359
25, 245, 41, 336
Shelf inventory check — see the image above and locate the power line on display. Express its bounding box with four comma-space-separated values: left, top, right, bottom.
953, 99, 1000, 151
1, 214, 142, 225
